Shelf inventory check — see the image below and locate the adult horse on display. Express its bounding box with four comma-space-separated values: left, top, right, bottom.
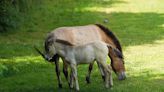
36, 24, 126, 88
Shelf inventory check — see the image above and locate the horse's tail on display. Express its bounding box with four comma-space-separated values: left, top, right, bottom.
34, 46, 45, 59
95, 24, 122, 53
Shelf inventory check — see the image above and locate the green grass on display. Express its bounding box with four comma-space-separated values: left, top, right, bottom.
0, 0, 164, 92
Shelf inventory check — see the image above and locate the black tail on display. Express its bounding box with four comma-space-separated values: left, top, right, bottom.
34, 46, 45, 59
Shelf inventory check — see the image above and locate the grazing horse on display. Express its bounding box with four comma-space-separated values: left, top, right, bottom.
38, 41, 117, 91
35, 24, 125, 88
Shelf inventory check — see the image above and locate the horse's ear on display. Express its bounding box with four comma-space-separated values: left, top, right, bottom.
112, 48, 123, 58
107, 44, 123, 58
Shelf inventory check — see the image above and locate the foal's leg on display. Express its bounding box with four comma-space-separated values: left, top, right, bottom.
69, 69, 74, 89
70, 64, 79, 91
97, 60, 110, 88
53, 56, 62, 88
86, 62, 105, 83
62, 59, 69, 86
107, 65, 113, 87
86, 62, 94, 83
97, 62, 105, 82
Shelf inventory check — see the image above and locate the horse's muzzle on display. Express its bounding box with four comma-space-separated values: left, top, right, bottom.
118, 72, 126, 80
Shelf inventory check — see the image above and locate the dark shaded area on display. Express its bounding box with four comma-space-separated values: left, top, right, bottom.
0, 0, 125, 32
1, 11, 163, 58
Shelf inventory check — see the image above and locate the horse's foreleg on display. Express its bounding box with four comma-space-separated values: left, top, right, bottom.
107, 65, 113, 87
97, 59, 110, 88
70, 64, 79, 91
97, 62, 105, 82
54, 57, 62, 88
86, 62, 94, 84
69, 69, 74, 89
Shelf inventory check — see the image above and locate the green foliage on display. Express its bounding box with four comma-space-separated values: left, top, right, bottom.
0, 0, 19, 32
0, 0, 44, 32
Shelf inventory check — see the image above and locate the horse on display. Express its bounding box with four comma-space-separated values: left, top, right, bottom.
35, 24, 125, 88
39, 40, 118, 91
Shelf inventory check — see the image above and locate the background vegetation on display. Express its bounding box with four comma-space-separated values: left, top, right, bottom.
0, 0, 164, 92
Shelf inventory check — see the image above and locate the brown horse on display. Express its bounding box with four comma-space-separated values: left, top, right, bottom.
36, 24, 126, 88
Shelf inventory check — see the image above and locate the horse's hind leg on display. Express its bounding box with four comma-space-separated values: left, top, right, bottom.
86, 62, 94, 83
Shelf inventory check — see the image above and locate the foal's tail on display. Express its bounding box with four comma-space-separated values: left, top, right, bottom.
107, 44, 123, 58
34, 46, 45, 59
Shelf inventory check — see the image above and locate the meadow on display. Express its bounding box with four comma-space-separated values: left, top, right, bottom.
0, 0, 164, 92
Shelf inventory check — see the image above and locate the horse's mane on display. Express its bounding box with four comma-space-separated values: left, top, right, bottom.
95, 24, 123, 58
56, 39, 74, 46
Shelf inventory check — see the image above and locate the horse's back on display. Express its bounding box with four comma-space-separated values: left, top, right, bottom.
51, 25, 102, 45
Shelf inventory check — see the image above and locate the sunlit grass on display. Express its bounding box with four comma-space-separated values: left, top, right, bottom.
82, 0, 164, 13
125, 39, 164, 76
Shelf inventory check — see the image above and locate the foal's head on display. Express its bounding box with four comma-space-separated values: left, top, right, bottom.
109, 48, 126, 80
42, 34, 57, 61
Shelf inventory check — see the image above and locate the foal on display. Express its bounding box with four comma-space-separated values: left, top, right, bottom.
44, 41, 115, 91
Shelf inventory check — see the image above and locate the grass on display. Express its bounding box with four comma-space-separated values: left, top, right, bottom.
0, 0, 164, 92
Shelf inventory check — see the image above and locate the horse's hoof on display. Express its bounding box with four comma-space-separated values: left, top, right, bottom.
110, 84, 113, 87
102, 75, 105, 82
76, 89, 80, 92
110, 87, 113, 90
86, 76, 90, 84
69, 83, 71, 89
59, 84, 62, 88
105, 84, 109, 88
68, 83, 70, 87
69, 84, 74, 89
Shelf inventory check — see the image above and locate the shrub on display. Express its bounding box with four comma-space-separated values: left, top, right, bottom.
0, 0, 43, 32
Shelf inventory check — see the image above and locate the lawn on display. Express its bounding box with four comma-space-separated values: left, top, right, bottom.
0, 0, 164, 92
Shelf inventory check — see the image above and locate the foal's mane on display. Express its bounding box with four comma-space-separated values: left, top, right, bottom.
56, 39, 74, 46
95, 24, 123, 59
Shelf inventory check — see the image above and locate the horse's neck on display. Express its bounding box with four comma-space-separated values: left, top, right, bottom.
55, 43, 73, 57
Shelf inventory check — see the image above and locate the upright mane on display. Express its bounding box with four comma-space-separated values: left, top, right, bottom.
56, 39, 74, 46
95, 24, 123, 57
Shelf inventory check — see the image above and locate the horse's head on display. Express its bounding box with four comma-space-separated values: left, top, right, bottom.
34, 35, 57, 62
34, 46, 54, 62
108, 47, 126, 80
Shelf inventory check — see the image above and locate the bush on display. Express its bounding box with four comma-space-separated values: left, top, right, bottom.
0, 0, 20, 32
0, 0, 43, 32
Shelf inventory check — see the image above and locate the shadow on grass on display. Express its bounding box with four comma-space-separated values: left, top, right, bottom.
0, 61, 163, 92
